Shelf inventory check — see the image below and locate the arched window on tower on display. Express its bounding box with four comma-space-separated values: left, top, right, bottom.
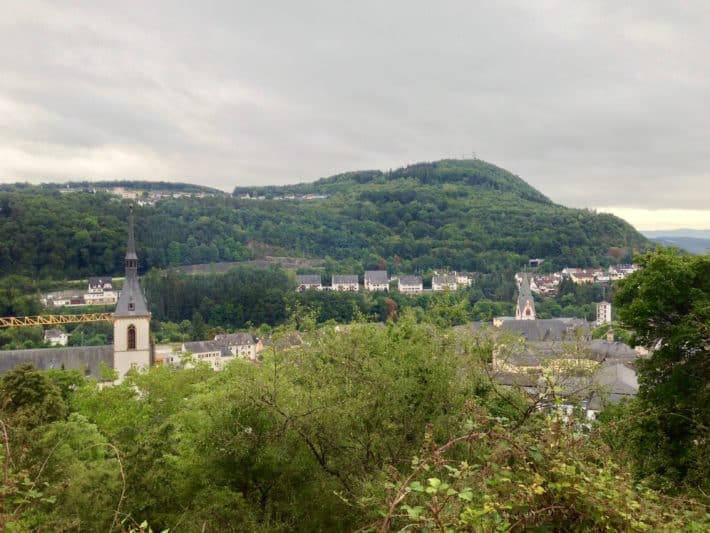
127, 324, 136, 350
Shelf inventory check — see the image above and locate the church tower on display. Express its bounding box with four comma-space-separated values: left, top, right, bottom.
516, 273, 536, 321
113, 208, 152, 380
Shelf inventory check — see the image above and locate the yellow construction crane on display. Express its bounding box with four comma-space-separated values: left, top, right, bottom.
0, 313, 114, 328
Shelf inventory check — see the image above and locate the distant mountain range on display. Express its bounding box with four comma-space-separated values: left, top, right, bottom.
642, 229, 710, 239
642, 230, 710, 255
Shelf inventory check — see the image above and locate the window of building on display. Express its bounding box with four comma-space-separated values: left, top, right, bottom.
127, 325, 136, 350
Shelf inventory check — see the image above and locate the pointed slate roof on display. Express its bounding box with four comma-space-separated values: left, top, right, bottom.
125, 208, 138, 261
516, 273, 535, 319
114, 208, 150, 318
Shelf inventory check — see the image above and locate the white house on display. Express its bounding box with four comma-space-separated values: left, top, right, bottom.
181, 340, 230, 370
181, 333, 264, 370
296, 275, 323, 292
44, 329, 69, 347
432, 274, 457, 291
398, 275, 423, 294
85, 276, 119, 305
454, 272, 473, 286
332, 275, 359, 292
364, 270, 389, 292
88, 276, 113, 293
213, 333, 263, 360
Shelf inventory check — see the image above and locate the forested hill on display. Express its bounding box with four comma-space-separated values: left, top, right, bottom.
0, 159, 648, 280
235, 159, 552, 204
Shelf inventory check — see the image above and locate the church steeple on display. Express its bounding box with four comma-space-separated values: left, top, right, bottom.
516, 272, 536, 321
113, 207, 152, 382
114, 207, 149, 318
125, 206, 138, 277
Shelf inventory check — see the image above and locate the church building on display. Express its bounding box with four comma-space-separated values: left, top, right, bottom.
0, 209, 152, 382
112, 209, 152, 379
515, 272, 536, 320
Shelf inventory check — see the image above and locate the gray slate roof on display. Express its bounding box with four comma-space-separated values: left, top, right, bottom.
296, 275, 322, 285
433, 274, 457, 285
213, 333, 258, 346
114, 210, 150, 317
0, 345, 113, 379
114, 276, 150, 317
517, 273, 535, 317
88, 276, 113, 287
499, 318, 591, 342
364, 270, 389, 283
183, 340, 231, 356
399, 275, 422, 286
588, 339, 638, 362
332, 275, 358, 284
588, 363, 640, 410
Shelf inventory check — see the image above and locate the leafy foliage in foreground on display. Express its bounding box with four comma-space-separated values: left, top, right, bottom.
602, 249, 710, 495
377, 412, 706, 532
1, 316, 706, 531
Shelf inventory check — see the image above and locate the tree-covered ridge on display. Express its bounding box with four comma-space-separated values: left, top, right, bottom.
0, 180, 223, 194
235, 160, 553, 203
0, 159, 648, 280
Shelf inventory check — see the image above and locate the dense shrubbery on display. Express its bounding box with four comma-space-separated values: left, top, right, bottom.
1, 316, 706, 531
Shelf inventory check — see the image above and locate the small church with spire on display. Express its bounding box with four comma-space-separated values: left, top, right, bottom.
515, 272, 536, 320
112, 208, 152, 380
0, 208, 152, 380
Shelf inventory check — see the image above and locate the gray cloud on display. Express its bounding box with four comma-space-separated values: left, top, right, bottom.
0, 0, 708, 211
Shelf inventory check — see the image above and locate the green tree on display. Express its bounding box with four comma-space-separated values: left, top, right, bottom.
613, 248, 710, 492
0, 364, 66, 432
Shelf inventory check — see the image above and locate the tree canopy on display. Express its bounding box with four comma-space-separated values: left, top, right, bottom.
608, 248, 710, 492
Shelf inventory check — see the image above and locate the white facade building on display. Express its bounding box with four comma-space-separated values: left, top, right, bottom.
364, 270, 389, 292
296, 275, 323, 292
332, 275, 359, 291
398, 275, 423, 294
596, 301, 612, 326
44, 329, 69, 346
432, 274, 458, 291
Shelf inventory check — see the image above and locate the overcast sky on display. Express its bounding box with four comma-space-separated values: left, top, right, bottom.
1, 1, 708, 229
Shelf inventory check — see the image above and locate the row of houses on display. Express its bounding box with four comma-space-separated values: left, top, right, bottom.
238, 193, 329, 201
159, 332, 264, 371
43, 277, 119, 307
562, 264, 639, 284
518, 264, 639, 296
296, 271, 473, 294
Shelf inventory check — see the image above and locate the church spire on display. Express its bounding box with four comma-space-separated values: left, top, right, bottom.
114, 207, 149, 317
516, 272, 536, 320
125, 206, 138, 278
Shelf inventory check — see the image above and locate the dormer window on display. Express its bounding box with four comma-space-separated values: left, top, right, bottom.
128, 302, 135, 311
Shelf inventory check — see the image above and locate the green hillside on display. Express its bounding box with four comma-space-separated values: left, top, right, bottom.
233, 159, 647, 271
0, 159, 648, 280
